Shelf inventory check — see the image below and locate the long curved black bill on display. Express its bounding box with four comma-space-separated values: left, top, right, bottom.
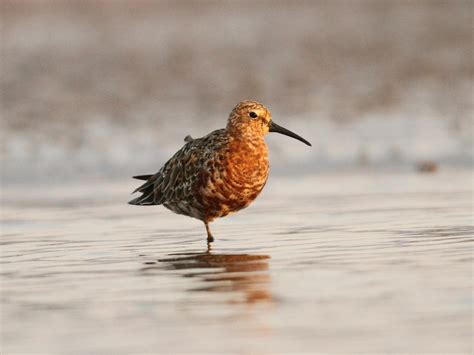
268, 121, 312, 146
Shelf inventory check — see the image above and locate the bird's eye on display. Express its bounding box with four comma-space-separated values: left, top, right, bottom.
249, 111, 258, 118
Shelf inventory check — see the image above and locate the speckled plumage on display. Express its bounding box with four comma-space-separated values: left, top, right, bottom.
129, 100, 311, 243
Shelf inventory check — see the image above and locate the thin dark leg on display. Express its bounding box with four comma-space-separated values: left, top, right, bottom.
204, 222, 214, 243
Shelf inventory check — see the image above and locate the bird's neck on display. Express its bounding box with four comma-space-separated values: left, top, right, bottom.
228, 131, 267, 155
226, 130, 269, 178
227, 124, 265, 145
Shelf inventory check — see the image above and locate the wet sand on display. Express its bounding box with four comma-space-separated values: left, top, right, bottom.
1, 171, 473, 354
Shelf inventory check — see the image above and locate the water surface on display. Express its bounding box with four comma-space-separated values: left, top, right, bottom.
1, 171, 472, 354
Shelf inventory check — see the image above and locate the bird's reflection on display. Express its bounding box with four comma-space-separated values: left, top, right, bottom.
143, 245, 272, 304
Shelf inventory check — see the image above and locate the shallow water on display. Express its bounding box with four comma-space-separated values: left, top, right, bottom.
1, 171, 473, 354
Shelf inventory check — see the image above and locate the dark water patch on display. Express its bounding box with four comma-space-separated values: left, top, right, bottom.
394, 226, 474, 238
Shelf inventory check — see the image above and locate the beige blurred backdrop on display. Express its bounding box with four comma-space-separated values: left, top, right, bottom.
1, 0, 472, 181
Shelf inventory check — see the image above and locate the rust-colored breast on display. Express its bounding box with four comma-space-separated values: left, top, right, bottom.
200, 137, 269, 221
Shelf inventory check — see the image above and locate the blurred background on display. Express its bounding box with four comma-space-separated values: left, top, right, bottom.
1, 0, 472, 181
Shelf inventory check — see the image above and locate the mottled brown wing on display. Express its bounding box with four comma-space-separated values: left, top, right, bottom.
128, 129, 227, 206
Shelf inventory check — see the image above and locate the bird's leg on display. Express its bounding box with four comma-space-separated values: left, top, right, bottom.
206, 241, 212, 253
204, 222, 214, 243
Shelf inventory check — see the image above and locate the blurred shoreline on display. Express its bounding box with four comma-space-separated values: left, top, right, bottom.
1, 0, 473, 181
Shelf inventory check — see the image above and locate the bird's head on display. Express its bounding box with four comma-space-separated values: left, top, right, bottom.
227, 100, 311, 146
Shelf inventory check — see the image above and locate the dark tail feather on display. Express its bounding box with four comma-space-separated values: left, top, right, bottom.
128, 195, 154, 205
128, 196, 143, 205
128, 183, 156, 205
129, 174, 162, 205
133, 174, 153, 181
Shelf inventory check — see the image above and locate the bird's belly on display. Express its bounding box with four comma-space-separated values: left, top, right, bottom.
163, 200, 205, 220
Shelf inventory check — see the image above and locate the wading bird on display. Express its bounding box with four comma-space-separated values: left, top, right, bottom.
129, 100, 311, 243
